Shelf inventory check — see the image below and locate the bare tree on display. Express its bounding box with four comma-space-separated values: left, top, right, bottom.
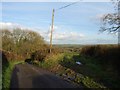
100, 0, 120, 33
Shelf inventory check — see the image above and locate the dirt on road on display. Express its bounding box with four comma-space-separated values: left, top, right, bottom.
10, 63, 78, 88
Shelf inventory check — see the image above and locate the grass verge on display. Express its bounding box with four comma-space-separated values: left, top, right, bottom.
2, 61, 24, 89
0, 74, 2, 89
32, 52, 107, 88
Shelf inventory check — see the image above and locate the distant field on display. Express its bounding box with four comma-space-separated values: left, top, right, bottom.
53, 44, 85, 48
52, 44, 118, 53
53, 44, 117, 48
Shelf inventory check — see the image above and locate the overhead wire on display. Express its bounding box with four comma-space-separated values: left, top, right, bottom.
55, 0, 81, 11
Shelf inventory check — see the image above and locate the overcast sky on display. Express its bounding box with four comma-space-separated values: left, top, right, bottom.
1, 1, 118, 44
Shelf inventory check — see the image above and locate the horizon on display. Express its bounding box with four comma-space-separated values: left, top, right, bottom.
1, 1, 118, 44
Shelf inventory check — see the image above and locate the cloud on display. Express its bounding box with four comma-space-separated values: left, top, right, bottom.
44, 31, 85, 44
36, 24, 85, 42
0, 22, 16, 30
0, 22, 31, 30
0, 22, 85, 43
0, 22, 117, 44
52, 32, 84, 40
39, 30, 85, 44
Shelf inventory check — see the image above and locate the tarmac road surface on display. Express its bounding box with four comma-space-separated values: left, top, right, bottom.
10, 63, 78, 88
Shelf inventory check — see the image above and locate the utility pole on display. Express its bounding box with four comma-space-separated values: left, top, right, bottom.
49, 1, 78, 53
50, 9, 55, 53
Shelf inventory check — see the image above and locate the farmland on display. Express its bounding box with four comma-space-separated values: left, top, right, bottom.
1, 29, 119, 89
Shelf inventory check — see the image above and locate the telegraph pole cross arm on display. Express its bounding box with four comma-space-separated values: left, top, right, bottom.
50, 9, 55, 53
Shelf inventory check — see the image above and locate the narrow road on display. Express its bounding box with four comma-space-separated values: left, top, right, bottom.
10, 63, 77, 88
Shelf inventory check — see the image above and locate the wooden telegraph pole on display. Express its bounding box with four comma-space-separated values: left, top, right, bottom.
50, 9, 55, 53
49, 2, 79, 53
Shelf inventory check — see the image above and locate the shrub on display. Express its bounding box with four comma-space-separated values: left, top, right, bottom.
80, 45, 120, 73
31, 47, 49, 62
31, 46, 62, 62
1, 50, 24, 63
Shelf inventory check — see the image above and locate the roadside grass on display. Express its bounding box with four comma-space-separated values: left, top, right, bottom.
59, 53, 107, 88
2, 61, 24, 89
33, 53, 77, 70
79, 45, 120, 88
74, 55, 120, 88
32, 52, 107, 88
34, 53, 65, 69
0, 74, 2, 89
30, 45, 119, 88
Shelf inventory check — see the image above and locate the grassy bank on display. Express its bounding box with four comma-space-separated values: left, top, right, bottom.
1, 50, 25, 89
31, 52, 107, 88
2, 61, 24, 89
30, 45, 119, 88
0, 74, 2, 89
2, 44, 118, 89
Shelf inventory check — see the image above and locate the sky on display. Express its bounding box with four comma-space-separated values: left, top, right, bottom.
0, 1, 118, 44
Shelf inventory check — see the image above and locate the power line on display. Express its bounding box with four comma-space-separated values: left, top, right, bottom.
55, 0, 81, 11
49, 1, 81, 53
